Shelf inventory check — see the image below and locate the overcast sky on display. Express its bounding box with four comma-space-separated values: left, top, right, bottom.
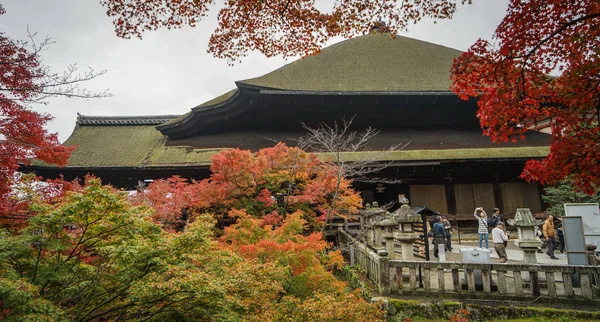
1, 0, 508, 142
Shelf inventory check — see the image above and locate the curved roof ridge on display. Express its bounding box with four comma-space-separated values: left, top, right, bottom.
77, 114, 180, 126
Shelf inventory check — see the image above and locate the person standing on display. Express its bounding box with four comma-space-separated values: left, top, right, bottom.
492, 222, 509, 263
488, 208, 502, 229
474, 207, 489, 249
442, 216, 453, 251
543, 215, 559, 260
557, 224, 565, 254
432, 216, 446, 258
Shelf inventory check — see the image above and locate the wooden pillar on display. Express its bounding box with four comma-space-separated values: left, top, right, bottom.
445, 182, 456, 215
492, 172, 504, 210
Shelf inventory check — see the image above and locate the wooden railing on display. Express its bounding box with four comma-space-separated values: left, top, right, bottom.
390, 261, 600, 301
338, 228, 388, 294
337, 228, 600, 302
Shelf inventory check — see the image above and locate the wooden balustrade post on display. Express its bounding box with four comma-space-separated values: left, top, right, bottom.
530, 271, 541, 297
438, 267, 446, 292
423, 265, 431, 292
379, 255, 390, 296
452, 269, 461, 293
580, 271, 593, 300
563, 272, 574, 297
397, 266, 403, 291
545, 271, 556, 297
482, 268, 491, 294
466, 269, 475, 293
409, 266, 417, 291
497, 269, 507, 295
514, 270, 524, 296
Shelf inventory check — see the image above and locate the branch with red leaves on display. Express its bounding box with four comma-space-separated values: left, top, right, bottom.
0, 5, 110, 217
451, 0, 600, 194
102, 0, 469, 62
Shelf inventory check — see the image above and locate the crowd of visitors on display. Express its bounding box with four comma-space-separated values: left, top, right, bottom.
430, 207, 565, 262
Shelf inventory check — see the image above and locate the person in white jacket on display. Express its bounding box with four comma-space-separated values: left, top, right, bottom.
492, 222, 509, 263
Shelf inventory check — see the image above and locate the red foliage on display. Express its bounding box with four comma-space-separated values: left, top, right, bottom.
138, 143, 361, 231
449, 308, 469, 322
0, 174, 86, 231
102, 0, 464, 62
0, 6, 74, 214
452, 0, 600, 194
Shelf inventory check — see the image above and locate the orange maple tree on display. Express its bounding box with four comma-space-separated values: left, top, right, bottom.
101, 0, 466, 61
135, 143, 362, 231
451, 0, 600, 193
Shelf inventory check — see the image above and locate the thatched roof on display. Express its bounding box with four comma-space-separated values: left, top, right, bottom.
38, 120, 550, 169
157, 34, 466, 137
238, 33, 463, 92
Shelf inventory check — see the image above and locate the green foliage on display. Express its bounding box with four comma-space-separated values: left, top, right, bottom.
0, 179, 262, 320
387, 299, 600, 322
542, 180, 600, 217
0, 178, 383, 321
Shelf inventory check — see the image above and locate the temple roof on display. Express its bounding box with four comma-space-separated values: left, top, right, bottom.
157, 33, 465, 136
30, 35, 551, 172
35, 118, 550, 169
237, 33, 463, 92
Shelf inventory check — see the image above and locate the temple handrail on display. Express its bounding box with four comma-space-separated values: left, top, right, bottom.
337, 227, 600, 301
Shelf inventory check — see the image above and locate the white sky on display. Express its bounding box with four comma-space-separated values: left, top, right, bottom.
0, 0, 508, 142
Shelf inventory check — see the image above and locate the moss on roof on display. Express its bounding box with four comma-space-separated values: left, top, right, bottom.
159, 112, 191, 128
39, 124, 548, 169
238, 33, 463, 92
144, 146, 219, 166
328, 147, 550, 162
159, 89, 238, 128
60, 125, 165, 167
193, 89, 238, 110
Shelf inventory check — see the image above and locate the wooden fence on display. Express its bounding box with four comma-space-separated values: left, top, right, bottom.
337, 228, 600, 302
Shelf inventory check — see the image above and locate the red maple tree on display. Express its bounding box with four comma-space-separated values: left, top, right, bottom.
101, 0, 465, 62
135, 143, 361, 231
451, 0, 600, 193
0, 5, 109, 216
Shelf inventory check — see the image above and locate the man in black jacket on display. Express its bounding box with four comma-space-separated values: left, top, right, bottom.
488, 207, 502, 230
432, 216, 446, 258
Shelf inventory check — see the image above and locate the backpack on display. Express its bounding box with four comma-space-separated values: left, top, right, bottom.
487, 215, 498, 229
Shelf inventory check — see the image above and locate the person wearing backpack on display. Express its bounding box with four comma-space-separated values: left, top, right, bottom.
488, 208, 502, 231
474, 207, 489, 249
432, 216, 447, 258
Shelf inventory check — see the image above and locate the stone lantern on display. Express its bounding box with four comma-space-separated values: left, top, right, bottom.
376, 216, 398, 260
507, 208, 543, 264
392, 203, 422, 260
359, 204, 387, 248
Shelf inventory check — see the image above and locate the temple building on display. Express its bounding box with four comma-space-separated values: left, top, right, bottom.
24, 33, 551, 223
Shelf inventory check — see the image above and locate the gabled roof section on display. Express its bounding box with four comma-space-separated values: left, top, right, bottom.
238, 33, 463, 92
157, 89, 239, 129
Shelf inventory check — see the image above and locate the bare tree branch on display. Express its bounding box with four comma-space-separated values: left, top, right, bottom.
298, 116, 409, 228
